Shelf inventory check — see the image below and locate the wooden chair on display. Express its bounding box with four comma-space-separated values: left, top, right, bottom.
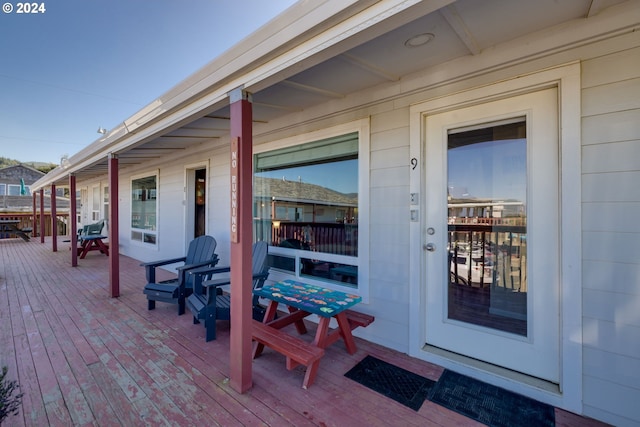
186, 241, 269, 342
142, 235, 218, 315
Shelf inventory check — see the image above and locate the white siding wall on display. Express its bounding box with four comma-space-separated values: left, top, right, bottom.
368, 109, 412, 351
581, 46, 640, 426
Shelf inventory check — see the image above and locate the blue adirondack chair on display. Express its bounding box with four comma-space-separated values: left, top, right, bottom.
186, 241, 269, 342
142, 235, 219, 315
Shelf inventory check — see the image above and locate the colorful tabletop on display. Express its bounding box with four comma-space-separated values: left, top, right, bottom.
254, 279, 361, 317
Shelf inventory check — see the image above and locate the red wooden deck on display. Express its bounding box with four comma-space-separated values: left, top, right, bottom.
0, 237, 607, 426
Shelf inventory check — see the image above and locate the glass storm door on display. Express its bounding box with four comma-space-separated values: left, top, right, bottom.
424, 88, 560, 382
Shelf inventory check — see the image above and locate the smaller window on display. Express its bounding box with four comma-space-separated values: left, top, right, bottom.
0, 184, 6, 195
131, 174, 158, 245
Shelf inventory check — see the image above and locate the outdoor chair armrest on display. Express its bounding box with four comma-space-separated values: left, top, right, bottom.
141, 256, 187, 283
175, 255, 219, 273
202, 276, 232, 289
189, 264, 231, 277
201, 270, 269, 290
140, 256, 187, 268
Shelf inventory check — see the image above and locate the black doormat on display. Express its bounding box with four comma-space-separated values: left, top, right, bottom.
428, 370, 555, 427
344, 355, 435, 411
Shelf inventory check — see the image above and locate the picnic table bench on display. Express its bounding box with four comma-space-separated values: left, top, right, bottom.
0, 219, 31, 241
251, 320, 325, 389
252, 279, 375, 388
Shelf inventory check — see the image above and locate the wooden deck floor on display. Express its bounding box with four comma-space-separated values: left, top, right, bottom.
0, 237, 608, 426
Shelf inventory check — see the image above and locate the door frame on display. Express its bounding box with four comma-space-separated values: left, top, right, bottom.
408, 63, 582, 412
184, 161, 210, 247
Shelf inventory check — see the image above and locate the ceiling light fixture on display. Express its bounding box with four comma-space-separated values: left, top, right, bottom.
404, 32, 435, 48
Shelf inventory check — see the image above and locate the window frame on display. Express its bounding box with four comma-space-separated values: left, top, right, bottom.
254, 119, 370, 300
7, 184, 21, 196
130, 170, 159, 246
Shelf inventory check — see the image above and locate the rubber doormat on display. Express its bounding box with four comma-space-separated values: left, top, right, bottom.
344, 355, 435, 411
429, 369, 555, 427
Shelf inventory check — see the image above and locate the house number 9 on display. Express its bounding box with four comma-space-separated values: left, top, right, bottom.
411, 157, 418, 170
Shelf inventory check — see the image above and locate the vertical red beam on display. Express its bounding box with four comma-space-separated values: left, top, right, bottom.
108, 154, 120, 297
32, 192, 37, 237
51, 184, 57, 252
39, 189, 45, 243
229, 88, 253, 393
70, 174, 78, 267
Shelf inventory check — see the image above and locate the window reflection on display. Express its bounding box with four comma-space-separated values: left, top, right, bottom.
254, 133, 359, 286
447, 119, 528, 336
131, 175, 157, 244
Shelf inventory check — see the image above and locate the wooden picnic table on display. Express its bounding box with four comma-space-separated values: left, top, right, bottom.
0, 219, 31, 241
77, 235, 109, 259
252, 279, 374, 388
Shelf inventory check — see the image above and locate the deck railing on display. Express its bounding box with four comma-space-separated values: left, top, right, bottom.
448, 223, 527, 291
0, 213, 69, 238
254, 220, 358, 256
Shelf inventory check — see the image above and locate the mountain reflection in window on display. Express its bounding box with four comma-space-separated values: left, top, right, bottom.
254, 133, 359, 285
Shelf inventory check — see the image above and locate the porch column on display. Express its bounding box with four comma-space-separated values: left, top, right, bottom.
32, 192, 37, 238
51, 184, 57, 252
70, 174, 78, 267
39, 189, 45, 243
108, 154, 120, 298
228, 87, 253, 393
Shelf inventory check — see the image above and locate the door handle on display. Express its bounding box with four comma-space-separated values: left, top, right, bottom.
424, 243, 436, 252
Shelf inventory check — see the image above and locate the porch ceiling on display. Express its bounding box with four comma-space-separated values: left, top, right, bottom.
43, 0, 627, 187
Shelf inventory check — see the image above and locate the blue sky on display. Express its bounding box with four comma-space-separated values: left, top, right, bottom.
0, 0, 297, 164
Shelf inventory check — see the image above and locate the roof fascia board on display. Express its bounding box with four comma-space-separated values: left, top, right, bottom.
33, 0, 454, 190
117, 0, 453, 141
123, 0, 452, 133
123, 0, 364, 133
115, 1, 456, 152
32, 0, 364, 191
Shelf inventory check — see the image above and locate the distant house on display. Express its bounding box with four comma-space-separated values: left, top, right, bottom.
0, 164, 43, 212
30, 2, 640, 425
0, 164, 70, 238
0, 164, 42, 196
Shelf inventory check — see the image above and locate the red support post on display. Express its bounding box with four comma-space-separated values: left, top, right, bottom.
51, 184, 57, 252
70, 174, 78, 267
108, 154, 120, 297
39, 189, 45, 243
229, 88, 254, 393
32, 192, 37, 237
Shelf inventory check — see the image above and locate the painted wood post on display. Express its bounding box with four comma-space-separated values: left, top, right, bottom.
108, 154, 120, 298
229, 88, 254, 393
70, 174, 78, 267
51, 184, 57, 252
39, 188, 45, 243
32, 192, 37, 237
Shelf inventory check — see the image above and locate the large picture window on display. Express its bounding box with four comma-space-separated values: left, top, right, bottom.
131, 174, 157, 245
254, 132, 360, 287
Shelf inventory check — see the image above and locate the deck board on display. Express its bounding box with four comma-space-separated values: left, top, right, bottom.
0, 237, 611, 426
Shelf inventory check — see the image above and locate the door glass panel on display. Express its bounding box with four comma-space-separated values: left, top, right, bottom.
447, 118, 527, 336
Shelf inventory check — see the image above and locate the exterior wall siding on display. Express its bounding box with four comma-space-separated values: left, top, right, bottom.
367, 111, 412, 351
581, 45, 640, 426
